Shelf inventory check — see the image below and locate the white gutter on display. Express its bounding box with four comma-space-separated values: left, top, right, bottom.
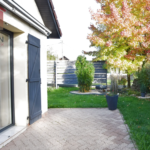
7, 0, 51, 34
0, 0, 52, 36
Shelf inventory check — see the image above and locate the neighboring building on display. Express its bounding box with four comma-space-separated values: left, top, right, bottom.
0, 0, 61, 147
59, 56, 69, 60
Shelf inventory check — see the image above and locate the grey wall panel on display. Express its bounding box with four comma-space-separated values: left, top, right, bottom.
93, 78, 107, 83
95, 69, 107, 74
57, 65, 76, 69
47, 74, 55, 78
57, 74, 77, 79
94, 74, 107, 78
57, 79, 78, 84
57, 69, 76, 74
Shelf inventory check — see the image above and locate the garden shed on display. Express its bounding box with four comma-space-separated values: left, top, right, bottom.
0, 0, 61, 147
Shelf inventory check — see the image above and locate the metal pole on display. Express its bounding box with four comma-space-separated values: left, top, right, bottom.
62, 40, 63, 60
55, 61, 58, 89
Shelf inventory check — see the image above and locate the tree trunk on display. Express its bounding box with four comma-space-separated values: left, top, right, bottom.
127, 74, 131, 88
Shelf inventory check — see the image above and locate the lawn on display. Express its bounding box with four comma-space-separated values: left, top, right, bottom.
48, 87, 107, 108
48, 87, 150, 150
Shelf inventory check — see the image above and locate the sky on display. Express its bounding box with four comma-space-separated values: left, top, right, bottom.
47, 0, 100, 61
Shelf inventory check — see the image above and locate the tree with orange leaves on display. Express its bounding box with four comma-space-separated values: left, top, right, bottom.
87, 0, 150, 76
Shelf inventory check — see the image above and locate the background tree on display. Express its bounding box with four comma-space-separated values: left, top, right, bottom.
47, 51, 58, 60
86, 0, 150, 87
47, 46, 58, 60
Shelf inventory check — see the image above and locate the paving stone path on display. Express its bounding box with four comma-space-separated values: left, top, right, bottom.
1, 108, 136, 150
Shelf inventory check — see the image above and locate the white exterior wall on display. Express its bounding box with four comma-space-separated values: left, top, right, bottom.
3, 6, 48, 126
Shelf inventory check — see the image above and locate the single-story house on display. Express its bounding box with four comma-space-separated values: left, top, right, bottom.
0, 0, 62, 147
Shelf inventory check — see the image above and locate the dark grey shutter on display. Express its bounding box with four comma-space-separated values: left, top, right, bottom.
27, 34, 42, 125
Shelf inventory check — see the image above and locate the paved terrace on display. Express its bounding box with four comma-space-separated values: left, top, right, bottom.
1, 108, 136, 150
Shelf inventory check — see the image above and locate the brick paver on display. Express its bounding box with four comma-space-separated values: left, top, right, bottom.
1, 108, 136, 150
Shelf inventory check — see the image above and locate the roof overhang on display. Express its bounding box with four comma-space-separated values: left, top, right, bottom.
35, 0, 62, 39
0, 0, 52, 36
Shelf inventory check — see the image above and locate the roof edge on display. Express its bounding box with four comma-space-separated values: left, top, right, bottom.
48, 0, 62, 37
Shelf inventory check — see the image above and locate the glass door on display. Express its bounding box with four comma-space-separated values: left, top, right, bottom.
0, 30, 13, 131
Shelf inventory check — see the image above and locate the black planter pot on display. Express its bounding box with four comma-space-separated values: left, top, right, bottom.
141, 93, 146, 97
106, 95, 118, 110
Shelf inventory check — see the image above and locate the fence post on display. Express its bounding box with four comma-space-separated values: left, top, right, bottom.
55, 61, 58, 89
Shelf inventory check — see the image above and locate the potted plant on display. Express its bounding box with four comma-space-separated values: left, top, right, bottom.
140, 83, 147, 97
106, 73, 118, 110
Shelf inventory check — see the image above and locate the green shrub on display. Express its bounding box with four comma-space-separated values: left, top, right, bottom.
120, 88, 140, 96
75, 55, 95, 92
118, 77, 127, 86
136, 62, 150, 92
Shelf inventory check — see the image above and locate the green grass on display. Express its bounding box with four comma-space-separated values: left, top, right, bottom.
48, 87, 150, 150
118, 97, 150, 150
48, 87, 107, 108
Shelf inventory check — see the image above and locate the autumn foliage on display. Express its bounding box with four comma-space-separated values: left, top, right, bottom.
88, 0, 150, 73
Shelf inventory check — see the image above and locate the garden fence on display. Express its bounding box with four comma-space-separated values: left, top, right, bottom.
47, 60, 107, 88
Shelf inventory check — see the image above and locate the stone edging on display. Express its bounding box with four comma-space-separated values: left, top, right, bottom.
70, 90, 106, 95
137, 96, 150, 99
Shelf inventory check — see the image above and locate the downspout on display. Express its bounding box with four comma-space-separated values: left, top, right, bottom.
0, 0, 52, 36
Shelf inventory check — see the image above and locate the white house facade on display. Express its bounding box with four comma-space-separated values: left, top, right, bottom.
0, 0, 61, 147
